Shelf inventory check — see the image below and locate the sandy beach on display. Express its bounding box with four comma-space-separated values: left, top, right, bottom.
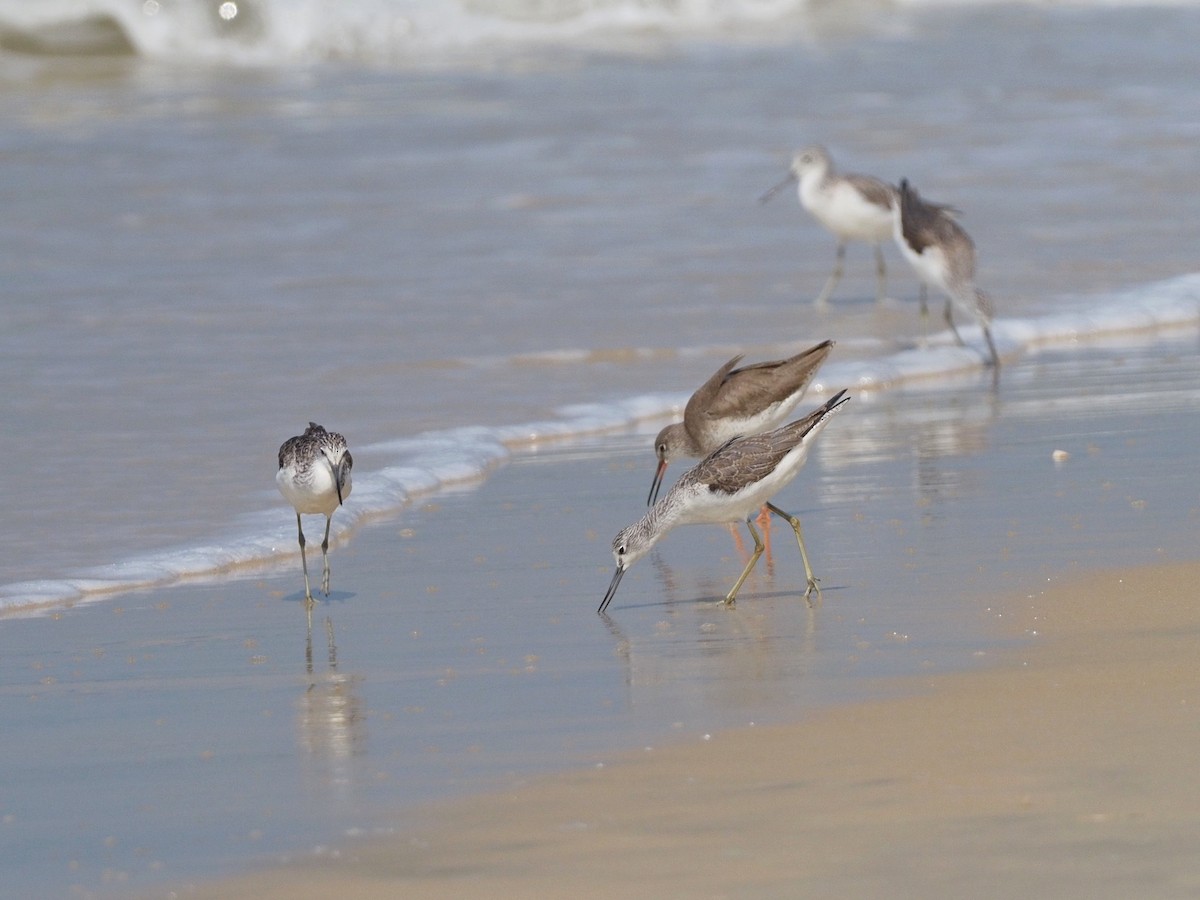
171, 562, 1200, 900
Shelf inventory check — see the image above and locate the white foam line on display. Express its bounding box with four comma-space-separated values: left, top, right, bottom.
1, 274, 1196, 617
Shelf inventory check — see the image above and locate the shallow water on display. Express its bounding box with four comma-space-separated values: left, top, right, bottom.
1, 336, 1199, 898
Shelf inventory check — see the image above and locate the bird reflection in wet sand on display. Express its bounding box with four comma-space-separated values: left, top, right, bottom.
298, 616, 365, 803
601, 390, 850, 614
600, 569, 819, 707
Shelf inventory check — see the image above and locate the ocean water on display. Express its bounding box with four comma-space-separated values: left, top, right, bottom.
1, 0, 1198, 613
1, 0, 1200, 894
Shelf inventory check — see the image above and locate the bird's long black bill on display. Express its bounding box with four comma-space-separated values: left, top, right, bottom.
757, 173, 795, 205
330, 458, 349, 506
647, 459, 668, 507
598, 566, 625, 615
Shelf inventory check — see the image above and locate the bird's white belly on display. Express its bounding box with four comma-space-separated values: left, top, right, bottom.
277, 464, 346, 517
807, 186, 893, 242
902, 244, 952, 295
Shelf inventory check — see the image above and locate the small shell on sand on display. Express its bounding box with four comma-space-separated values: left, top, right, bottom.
1052, 449, 1070, 463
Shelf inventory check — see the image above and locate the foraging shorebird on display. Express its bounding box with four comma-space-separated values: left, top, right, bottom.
277, 422, 353, 611
648, 340, 834, 506
601, 390, 850, 614
893, 178, 1000, 372
760, 145, 896, 307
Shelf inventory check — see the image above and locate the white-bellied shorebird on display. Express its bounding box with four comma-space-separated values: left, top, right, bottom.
648, 340, 834, 505
760, 145, 896, 307
277, 422, 353, 611
893, 178, 1000, 372
600, 390, 849, 614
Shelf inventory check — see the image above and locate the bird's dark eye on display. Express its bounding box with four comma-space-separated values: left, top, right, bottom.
617, 545, 626, 557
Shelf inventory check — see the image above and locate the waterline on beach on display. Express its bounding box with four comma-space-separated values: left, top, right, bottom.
3, 273, 1196, 617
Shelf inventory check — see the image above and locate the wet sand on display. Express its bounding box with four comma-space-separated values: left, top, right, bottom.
174, 558, 1200, 900
3, 337, 1197, 898
142, 335, 1200, 900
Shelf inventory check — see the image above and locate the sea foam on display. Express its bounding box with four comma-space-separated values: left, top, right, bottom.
0, 274, 1196, 617
4, 0, 1195, 68
0, 0, 825, 66
8, 0, 1192, 69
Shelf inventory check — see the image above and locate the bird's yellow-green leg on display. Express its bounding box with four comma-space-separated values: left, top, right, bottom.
724, 517, 766, 606
766, 502, 820, 603
755, 504, 772, 557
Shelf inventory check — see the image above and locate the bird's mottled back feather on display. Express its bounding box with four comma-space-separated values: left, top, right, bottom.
277, 422, 351, 473
695, 391, 848, 496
